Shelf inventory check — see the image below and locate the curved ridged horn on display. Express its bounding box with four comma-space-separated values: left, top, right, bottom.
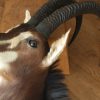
36, 1, 100, 45
0, 0, 82, 42
27, 0, 82, 45
27, 0, 76, 26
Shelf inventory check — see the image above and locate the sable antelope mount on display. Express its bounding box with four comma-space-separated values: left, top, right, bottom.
0, 0, 99, 100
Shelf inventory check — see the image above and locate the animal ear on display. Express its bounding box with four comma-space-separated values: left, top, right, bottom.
41, 28, 71, 68
5, 10, 31, 33
24, 10, 31, 23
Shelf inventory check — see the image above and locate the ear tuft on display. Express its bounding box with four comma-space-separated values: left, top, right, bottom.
41, 28, 71, 68
24, 10, 31, 23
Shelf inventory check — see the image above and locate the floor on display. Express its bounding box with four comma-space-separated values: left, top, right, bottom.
0, 0, 100, 100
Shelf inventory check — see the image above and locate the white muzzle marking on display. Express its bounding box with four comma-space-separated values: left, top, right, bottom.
0, 51, 18, 71
0, 51, 18, 86
0, 51, 18, 85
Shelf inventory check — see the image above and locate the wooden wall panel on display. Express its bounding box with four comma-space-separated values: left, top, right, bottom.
67, 5, 100, 100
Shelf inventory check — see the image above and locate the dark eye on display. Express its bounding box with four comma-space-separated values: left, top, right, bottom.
28, 40, 38, 48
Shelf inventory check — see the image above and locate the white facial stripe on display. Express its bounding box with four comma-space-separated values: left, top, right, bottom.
42, 29, 71, 67
0, 31, 33, 49
0, 51, 18, 63
0, 51, 18, 85
0, 51, 18, 71
2, 10, 32, 49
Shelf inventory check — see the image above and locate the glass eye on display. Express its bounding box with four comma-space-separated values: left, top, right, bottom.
28, 40, 38, 48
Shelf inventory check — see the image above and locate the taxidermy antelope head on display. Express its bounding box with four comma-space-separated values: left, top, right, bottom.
0, 0, 99, 100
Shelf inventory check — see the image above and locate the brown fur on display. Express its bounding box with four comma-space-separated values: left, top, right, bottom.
0, 28, 50, 100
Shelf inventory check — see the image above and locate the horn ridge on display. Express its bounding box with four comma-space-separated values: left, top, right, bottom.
27, 0, 76, 26
36, 1, 100, 42
26, 0, 83, 45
